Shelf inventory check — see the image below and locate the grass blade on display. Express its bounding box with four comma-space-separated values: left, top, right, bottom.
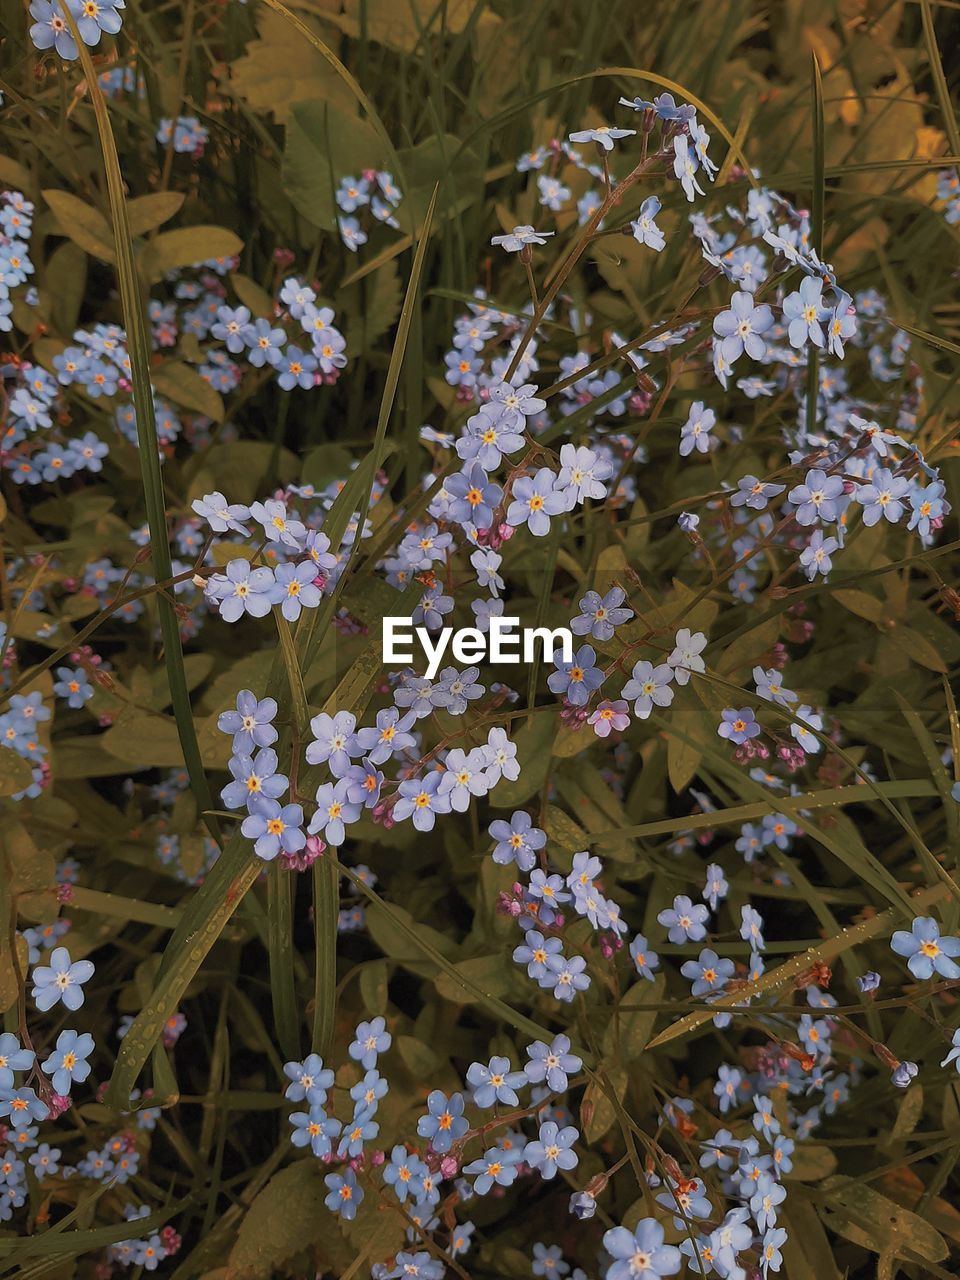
63, 21, 218, 844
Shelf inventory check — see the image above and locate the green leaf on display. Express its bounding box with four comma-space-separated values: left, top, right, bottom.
581, 1062, 627, 1142
603, 975, 665, 1063
151, 360, 225, 422
434, 954, 511, 1005
0, 745, 33, 797
125, 191, 185, 235
230, 271, 274, 317
359, 960, 388, 1015
283, 99, 387, 230
138, 226, 243, 282
42, 188, 115, 261
488, 713, 556, 807
394, 133, 484, 233
227, 1161, 346, 1279
821, 1178, 949, 1264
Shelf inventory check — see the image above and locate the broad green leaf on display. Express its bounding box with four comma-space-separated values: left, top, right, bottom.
0, 745, 33, 796
821, 1178, 949, 1264
126, 191, 185, 235
152, 361, 225, 423
42, 188, 114, 261
283, 100, 387, 230
138, 226, 243, 282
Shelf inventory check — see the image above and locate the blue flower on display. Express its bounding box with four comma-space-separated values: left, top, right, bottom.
394, 773, 452, 831
338, 216, 367, 252
556, 444, 613, 508
417, 1090, 468, 1153
457, 406, 526, 470
714, 1064, 743, 1114
548, 644, 605, 707
602, 1218, 682, 1280
275, 346, 318, 390
788, 468, 846, 526
857, 467, 910, 526
463, 1146, 520, 1194
713, 291, 774, 364
28, 1143, 61, 1180
466, 1056, 526, 1108
0, 1034, 34, 1088
681, 948, 734, 996
531, 1242, 570, 1277
621, 661, 674, 719
629, 934, 660, 981
211, 306, 252, 353
506, 468, 566, 537
305, 710, 358, 775
289, 1107, 340, 1156
783, 276, 828, 349
244, 318, 286, 367
513, 931, 564, 980
249, 499, 306, 550
569, 124, 635, 151
717, 706, 760, 745
679, 401, 715, 456
283, 1054, 334, 1106
673, 135, 705, 202
325, 1167, 363, 1219
191, 490, 251, 535
218, 690, 279, 754
0, 1087, 48, 1124
383, 1144, 428, 1202
349, 1017, 391, 1070
656, 1175, 712, 1229
891, 916, 960, 980
488, 811, 545, 872
631, 196, 666, 251
205, 559, 278, 622
761, 813, 797, 849
355, 707, 415, 765
703, 864, 729, 911
761, 1226, 788, 1276
524, 1035, 581, 1092
800, 530, 839, 579
491, 226, 554, 253
908, 481, 949, 537
570, 587, 634, 641
433, 747, 486, 812
658, 895, 709, 944
750, 1173, 786, 1230
524, 1120, 579, 1179
53, 667, 94, 708
445, 463, 502, 529
389, 1252, 445, 1280
731, 474, 786, 510
274, 561, 322, 621
41, 1029, 94, 1095
891, 1060, 918, 1089
28, 0, 80, 56
310, 779, 362, 846
826, 289, 857, 357
31, 947, 94, 1012
337, 1107, 380, 1158
569, 1191, 597, 1220
544, 953, 591, 1002
240, 798, 305, 861
221, 749, 288, 811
